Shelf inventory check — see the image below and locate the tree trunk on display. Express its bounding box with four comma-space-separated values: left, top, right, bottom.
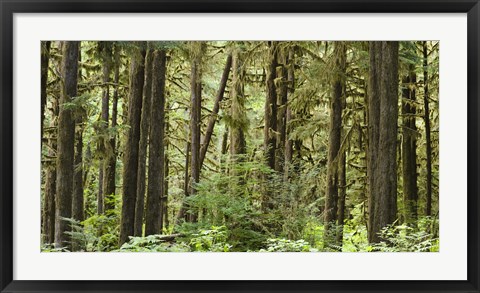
104, 44, 120, 213
72, 114, 84, 251
145, 50, 167, 236
402, 64, 418, 224
55, 41, 79, 249
176, 141, 191, 223
199, 54, 232, 168
41, 41, 51, 146
188, 43, 204, 222
43, 161, 56, 244
284, 48, 295, 181
97, 169, 104, 214
336, 151, 347, 245
97, 42, 112, 215
324, 42, 346, 247
119, 43, 146, 246
134, 47, 154, 236
367, 41, 399, 243
221, 128, 229, 174
263, 41, 278, 210
275, 47, 288, 173
163, 113, 170, 231
72, 119, 84, 223
264, 41, 278, 171
423, 41, 433, 217
43, 94, 58, 244
41, 41, 54, 244
230, 47, 247, 158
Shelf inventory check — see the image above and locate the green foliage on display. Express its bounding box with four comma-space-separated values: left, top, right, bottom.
260, 238, 318, 252
183, 159, 270, 251
188, 226, 232, 252
341, 220, 369, 252
41, 41, 440, 253
81, 213, 119, 252
118, 235, 190, 252
302, 220, 325, 248
40, 243, 69, 252
54, 197, 121, 252
372, 217, 439, 252
184, 158, 326, 251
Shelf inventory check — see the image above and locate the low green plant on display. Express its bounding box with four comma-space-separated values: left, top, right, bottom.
118, 235, 190, 252
372, 219, 439, 252
260, 238, 318, 252
189, 226, 232, 252
40, 243, 69, 252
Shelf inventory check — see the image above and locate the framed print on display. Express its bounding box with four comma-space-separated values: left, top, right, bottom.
1, 0, 479, 292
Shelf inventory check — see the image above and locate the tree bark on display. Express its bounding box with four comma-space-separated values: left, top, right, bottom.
43, 161, 56, 244
104, 44, 120, 213
43, 95, 58, 244
284, 48, 295, 180
119, 43, 146, 246
163, 113, 170, 231
230, 47, 247, 157
134, 47, 154, 236
72, 114, 84, 251
423, 41, 433, 217
55, 41, 79, 249
336, 151, 347, 245
41, 41, 54, 244
367, 41, 399, 243
402, 64, 418, 223
263, 42, 278, 210
187, 43, 204, 222
176, 141, 191, 223
221, 128, 229, 174
97, 42, 112, 215
199, 54, 232, 168
72, 118, 84, 223
275, 47, 288, 173
145, 50, 167, 236
264, 41, 278, 171
97, 169, 104, 214
324, 42, 346, 246
41, 41, 51, 146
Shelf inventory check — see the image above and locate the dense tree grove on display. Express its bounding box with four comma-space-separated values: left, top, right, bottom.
41, 41, 439, 252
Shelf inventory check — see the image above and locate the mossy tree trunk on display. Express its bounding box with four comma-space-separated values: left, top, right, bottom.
96, 42, 112, 215
200, 54, 232, 169
423, 41, 433, 217
134, 47, 154, 236
367, 41, 399, 244
104, 45, 120, 213
55, 41, 79, 249
119, 42, 146, 246
264, 41, 278, 171
41, 41, 51, 147
324, 41, 346, 248
402, 64, 418, 224
145, 50, 167, 235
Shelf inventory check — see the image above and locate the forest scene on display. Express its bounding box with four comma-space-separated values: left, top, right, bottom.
41, 41, 439, 252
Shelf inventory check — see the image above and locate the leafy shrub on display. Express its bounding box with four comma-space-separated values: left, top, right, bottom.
302, 220, 325, 249
372, 219, 439, 252
118, 235, 190, 252
185, 159, 325, 251
55, 199, 121, 252
260, 238, 318, 252
188, 226, 232, 252
341, 221, 369, 252
41, 243, 68, 252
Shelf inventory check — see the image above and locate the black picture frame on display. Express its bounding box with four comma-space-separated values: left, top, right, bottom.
1, 1, 479, 292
